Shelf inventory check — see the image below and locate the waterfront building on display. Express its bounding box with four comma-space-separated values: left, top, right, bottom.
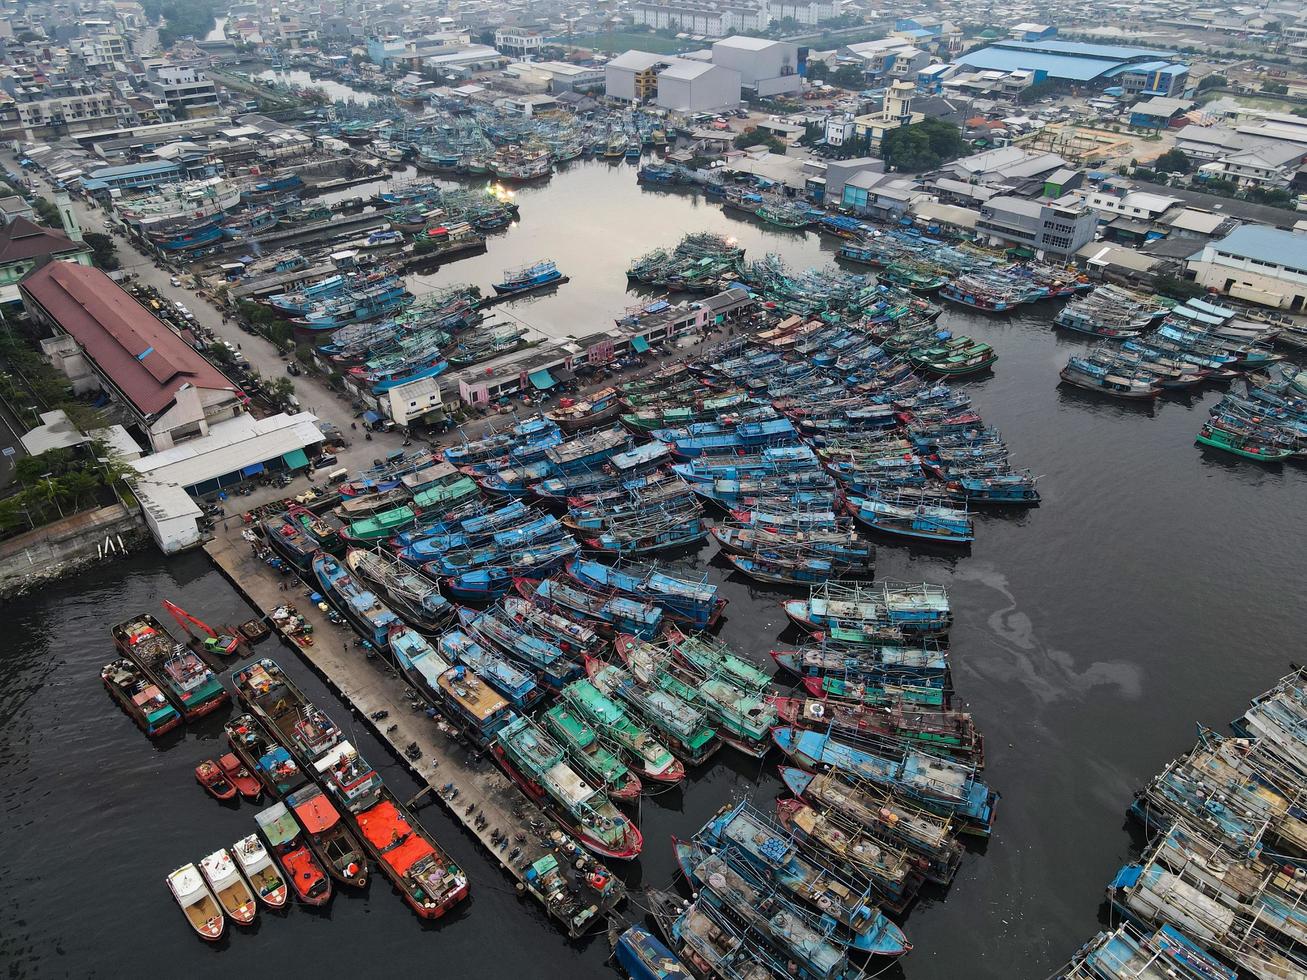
1185, 226, 1307, 311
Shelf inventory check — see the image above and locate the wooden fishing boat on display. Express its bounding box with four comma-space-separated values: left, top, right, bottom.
100, 658, 182, 737
195, 759, 238, 800
232, 833, 288, 908
256, 802, 333, 906
166, 863, 224, 941
113, 614, 229, 721
217, 752, 264, 801
200, 848, 257, 925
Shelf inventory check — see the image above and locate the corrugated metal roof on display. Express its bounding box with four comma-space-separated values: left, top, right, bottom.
130, 412, 324, 489
955, 47, 1122, 81
1208, 226, 1307, 274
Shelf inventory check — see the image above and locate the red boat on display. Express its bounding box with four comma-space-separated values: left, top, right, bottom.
195, 759, 238, 800
218, 752, 264, 801
256, 802, 332, 906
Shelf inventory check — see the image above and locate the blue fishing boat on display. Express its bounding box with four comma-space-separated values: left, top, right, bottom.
845, 492, 974, 544
1068, 924, 1237, 980
293, 278, 412, 331
669, 417, 798, 459
444, 567, 516, 602
436, 631, 543, 710
614, 924, 692, 980
566, 558, 724, 629
683, 803, 911, 955
261, 511, 320, 571
519, 576, 663, 639
457, 606, 582, 689
269, 274, 348, 316
312, 553, 400, 649
772, 727, 996, 836
494, 260, 562, 295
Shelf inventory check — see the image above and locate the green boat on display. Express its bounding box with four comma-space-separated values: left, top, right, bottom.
908, 337, 997, 376
814, 675, 949, 709
1195, 422, 1294, 462
491, 714, 642, 859
411, 475, 479, 511
541, 703, 641, 802
881, 264, 947, 294
585, 660, 719, 766
666, 631, 772, 693
616, 635, 774, 758
345, 504, 417, 542
560, 681, 685, 784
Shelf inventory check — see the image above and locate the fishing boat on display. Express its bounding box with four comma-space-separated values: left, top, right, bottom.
286, 784, 370, 889
614, 923, 693, 980
775, 798, 922, 912
492, 714, 642, 859
166, 863, 224, 941
546, 389, 623, 433
195, 759, 237, 800
647, 891, 773, 980
436, 630, 543, 710
501, 596, 606, 660
312, 553, 401, 648
352, 783, 469, 919
494, 260, 562, 295
200, 848, 257, 925
780, 767, 963, 885
232, 833, 288, 909
773, 694, 982, 767
690, 801, 912, 955
1060, 357, 1161, 400
217, 753, 263, 801
541, 702, 642, 803
261, 511, 321, 571
773, 727, 995, 837
345, 548, 452, 631
519, 576, 663, 639
343, 504, 419, 543
617, 634, 775, 758
438, 663, 517, 746
1195, 420, 1295, 462
234, 659, 344, 767
100, 659, 182, 737
566, 558, 724, 629
586, 658, 719, 766
845, 492, 975, 544
783, 581, 952, 637
559, 680, 685, 784
457, 605, 582, 689
112, 615, 229, 721
256, 802, 333, 906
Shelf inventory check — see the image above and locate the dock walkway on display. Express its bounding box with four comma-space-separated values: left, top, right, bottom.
205, 526, 624, 933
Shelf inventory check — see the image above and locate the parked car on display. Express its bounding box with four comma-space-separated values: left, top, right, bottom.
169, 276, 181, 287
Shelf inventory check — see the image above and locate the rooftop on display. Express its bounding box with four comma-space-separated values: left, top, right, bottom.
21, 263, 239, 418
0, 217, 83, 264
130, 411, 325, 488
1206, 225, 1307, 275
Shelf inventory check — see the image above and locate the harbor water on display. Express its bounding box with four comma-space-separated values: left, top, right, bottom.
2, 160, 1304, 979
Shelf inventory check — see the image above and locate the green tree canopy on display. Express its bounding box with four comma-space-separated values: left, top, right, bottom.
881, 118, 966, 172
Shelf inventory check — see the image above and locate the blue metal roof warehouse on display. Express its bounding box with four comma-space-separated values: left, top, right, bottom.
954, 39, 1180, 84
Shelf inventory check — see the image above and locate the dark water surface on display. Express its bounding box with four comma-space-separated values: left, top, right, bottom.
3, 162, 1304, 979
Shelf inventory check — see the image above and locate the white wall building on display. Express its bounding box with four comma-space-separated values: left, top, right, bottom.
711, 35, 801, 97
656, 61, 742, 111
1186, 226, 1307, 311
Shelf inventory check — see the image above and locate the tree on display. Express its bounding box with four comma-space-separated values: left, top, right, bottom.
1153, 149, 1191, 174
83, 232, 120, 270
831, 64, 866, 90
477, 29, 495, 46
1197, 74, 1227, 91
805, 61, 830, 82
32, 196, 62, 228
1261, 82, 1288, 95
881, 118, 965, 172
734, 128, 787, 153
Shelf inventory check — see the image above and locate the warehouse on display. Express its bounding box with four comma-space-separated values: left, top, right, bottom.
952, 39, 1183, 88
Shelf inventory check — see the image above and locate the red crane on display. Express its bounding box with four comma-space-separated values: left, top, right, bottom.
163, 600, 240, 656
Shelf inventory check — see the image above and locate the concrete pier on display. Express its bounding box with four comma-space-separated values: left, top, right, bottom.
205, 525, 626, 935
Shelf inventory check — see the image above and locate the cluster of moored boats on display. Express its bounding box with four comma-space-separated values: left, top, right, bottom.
1058, 295, 1290, 402
1195, 364, 1307, 462
1058, 668, 1307, 980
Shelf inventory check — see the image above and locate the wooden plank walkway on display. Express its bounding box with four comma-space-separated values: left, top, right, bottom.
204, 527, 625, 932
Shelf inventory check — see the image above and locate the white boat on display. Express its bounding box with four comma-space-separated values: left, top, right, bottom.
166, 863, 224, 941
116, 177, 242, 227
200, 848, 257, 925
232, 834, 288, 908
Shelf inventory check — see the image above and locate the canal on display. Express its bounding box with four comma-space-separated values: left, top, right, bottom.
1, 162, 1304, 980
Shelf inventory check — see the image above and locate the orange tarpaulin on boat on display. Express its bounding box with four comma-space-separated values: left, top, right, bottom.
357, 800, 435, 874
288, 788, 340, 834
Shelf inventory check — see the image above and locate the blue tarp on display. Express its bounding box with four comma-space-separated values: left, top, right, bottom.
241, 462, 266, 476
631, 336, 651, 353
363, 410, 382, 424
529, 369, 556, 390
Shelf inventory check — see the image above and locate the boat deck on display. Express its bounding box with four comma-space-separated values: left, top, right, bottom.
206, 527, 624, 934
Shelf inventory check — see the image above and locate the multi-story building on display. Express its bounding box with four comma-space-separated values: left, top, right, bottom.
841, 38, 929, 85
146, 65, 219, 120
975, 196, 1098, 260
606, 50, 741, 110
630, 3, 732, 35
73, 31, 130, 70
1117, 61, 1189, 97
12, 89, 126, 136
766, 0, 837, 27
494, 29, 544, 59
1186, 226, 1307, 311
711, 36, 800, 97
